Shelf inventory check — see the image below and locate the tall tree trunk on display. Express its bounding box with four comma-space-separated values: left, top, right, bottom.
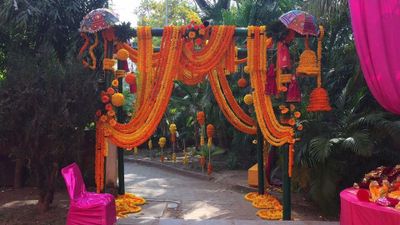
14, 157, 24, 189
37, 160, 58, 213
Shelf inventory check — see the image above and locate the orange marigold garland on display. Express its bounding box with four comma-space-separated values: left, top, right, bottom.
208, 69, 256, 134
116, 193, 146, 218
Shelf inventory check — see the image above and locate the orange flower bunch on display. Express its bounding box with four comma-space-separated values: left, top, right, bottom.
183, 20, 209, 48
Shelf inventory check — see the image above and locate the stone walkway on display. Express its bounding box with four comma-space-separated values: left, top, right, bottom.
122, 161, 258, 220
118, 160, 339, 225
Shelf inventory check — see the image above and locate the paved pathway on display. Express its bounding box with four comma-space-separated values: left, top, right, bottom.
118, 161, 338, 225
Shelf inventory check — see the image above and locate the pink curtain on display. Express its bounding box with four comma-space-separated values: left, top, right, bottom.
349, 0, 400, 114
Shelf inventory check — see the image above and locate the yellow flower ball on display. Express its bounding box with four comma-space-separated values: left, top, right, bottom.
111, 93, 125, 107
111, 79, 119, 87
158, 137, 167, 148
116, 49, 129, 61
244, 94, 253, 105
244, 66, 249, 74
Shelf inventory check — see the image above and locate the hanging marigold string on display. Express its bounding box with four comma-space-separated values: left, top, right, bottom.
178, 26, 235, 85
215, 66, 254, 126
209, 68, 257, 134
247, 26, 294, 146
95, 26, 183, 192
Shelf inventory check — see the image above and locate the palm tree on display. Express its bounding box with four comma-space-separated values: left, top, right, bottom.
296, 74, 400, 215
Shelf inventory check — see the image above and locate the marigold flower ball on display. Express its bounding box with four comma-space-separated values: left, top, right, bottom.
169, 123, 177, 133
158, 137, 167, 148
238, 78, 248, 88
125, 73, 136, 85
111, 93, 125, 107
116, 49, 129, 61
244, 94, 253, 105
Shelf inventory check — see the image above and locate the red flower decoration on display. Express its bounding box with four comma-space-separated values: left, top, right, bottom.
195, 38, 202, 45
105, 103, 113, 111
101, 95, 110, 103
107, 87, 115, 95
95, 110, 102, 117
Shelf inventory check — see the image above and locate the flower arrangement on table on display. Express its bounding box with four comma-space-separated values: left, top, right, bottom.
353, 165, 400, 210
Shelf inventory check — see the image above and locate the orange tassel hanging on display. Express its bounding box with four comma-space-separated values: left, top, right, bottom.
197, 111, 205, 125
206, 124, 215, 147
207, 162, 213, 175
199, 156, 206, 168
306, 87, 332, 112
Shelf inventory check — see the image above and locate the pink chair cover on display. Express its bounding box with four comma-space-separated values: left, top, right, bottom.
340, 188, 400, 225
61, 163, 116, 225
349, 0, 400, 115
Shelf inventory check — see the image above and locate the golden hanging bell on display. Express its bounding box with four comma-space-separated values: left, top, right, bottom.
296, 50, 319, 76
296, 37, 319, 76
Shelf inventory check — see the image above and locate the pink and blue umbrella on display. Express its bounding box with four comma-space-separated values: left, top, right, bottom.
79, 8, 119, 33
279, 10, 319, 36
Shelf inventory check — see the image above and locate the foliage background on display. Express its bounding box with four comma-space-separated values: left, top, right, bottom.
0, 0, 399, 216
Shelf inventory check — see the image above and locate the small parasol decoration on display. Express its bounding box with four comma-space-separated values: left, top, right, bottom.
279, 10, 319, 36
79, 8, 119, 70
79, 8, 119, 33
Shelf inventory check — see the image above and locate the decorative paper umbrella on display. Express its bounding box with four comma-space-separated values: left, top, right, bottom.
279, 10, 319, 36
79, 8, 119, 33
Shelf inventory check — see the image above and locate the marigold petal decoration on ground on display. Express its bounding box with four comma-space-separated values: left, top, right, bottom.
115, 193, 146, 218
251, 194, 282, 210
256, 209, 283, 220
244, 192, 259, 202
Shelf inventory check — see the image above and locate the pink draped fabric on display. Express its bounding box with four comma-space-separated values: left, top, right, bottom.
349, 0, 400, 114
340, 188, 400, 225
61, 163, 116, 225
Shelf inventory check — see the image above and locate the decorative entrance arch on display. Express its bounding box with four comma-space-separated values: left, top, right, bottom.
80, 24, 328, 220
